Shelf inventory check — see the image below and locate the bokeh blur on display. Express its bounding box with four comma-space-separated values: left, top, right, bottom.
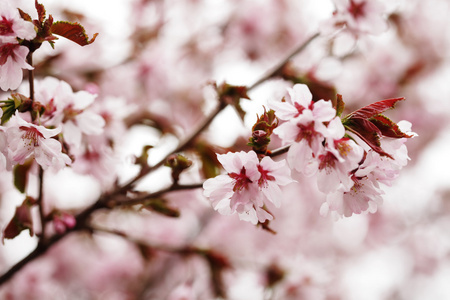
1, 0, 450, 299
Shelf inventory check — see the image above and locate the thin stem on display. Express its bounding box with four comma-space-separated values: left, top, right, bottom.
119, 103, 224, 192
247, 32, 320, 91
27, 53, 35, 102
268, 145, 291, 158
115, 183, 204, 207
37, 166, 46, 240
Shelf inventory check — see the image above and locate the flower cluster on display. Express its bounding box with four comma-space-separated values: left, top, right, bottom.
203, 151, 293, 224
203, 83, 415, 222
0, 77, 105, 173
0, 3, 36, 91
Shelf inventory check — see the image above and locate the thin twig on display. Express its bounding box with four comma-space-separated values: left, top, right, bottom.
247, 32, 320, 91
114, 183, 204, 207
37, 166, 46, 239
27, 53, 35, 102
268, 145, 291, 158
118, 104, 225, 192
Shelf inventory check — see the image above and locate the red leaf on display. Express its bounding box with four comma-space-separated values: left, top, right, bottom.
18, 9, 32, 22
51, 21, 98, 46
345, 118, 393, 158
35, 0, 46, 23
370, 115, 413, 139
344, 97, 405, 120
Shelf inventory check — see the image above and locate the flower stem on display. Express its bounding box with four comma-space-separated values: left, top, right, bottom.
27, 53, 34, 102
37, 166, 46, 240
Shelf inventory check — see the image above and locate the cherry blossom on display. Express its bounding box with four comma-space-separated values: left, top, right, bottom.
316, 117, 364, 193
320, 175, 384, 219
0, 3, 36, 91
0, 3, 36, 43
5, 113, 71, 171
34, 77, 105, 149
203, 151, 293, 224
331, 0, 388, 36
0, 43, 33, 91
270, 84, 336, 175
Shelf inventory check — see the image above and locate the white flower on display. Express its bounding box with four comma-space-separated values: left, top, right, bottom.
316, 117, 364, 193
320, 176, 384, 219
331, 0, 388, 36
203, 151, 293, 224
0, 43, 33, 91
0, 3, 36, 43
270, 84, 336, 175
34, 77, 105, 148
6, 113, 71, 171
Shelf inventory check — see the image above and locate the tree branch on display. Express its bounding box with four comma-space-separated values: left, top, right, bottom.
247, 32, 320, 91
0, 32, 320, 286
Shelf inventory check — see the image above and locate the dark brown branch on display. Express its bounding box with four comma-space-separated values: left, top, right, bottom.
27, 53, 35, 102
114, 183, 204, 207
268, 145, 291, 158
118, 104, 225, 192
37, 166, 46, 239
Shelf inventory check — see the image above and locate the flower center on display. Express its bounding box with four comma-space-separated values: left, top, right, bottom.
257, 165, 275, 188
335, 138, 352, 158
229, 167, 252, 192
296, 121, 319, 146
348, 0, 366, 19
0, 43, 18, 65
20, 126, 44, 147
318, 152, 336, 173
0, 16, 14, 36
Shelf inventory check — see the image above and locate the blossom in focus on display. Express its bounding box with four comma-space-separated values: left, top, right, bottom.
320, 121, 416, 218
203, 151, 292, 224
5, 113, 71, 171
0, 3, 36, 43
270, 84, 336, 176
316, 117, 364, 194
0, 43, 33, 91
0, 4, 36, 91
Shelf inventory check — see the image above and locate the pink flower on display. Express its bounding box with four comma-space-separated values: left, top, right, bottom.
0, 3, 36, 43
270, 84, 336, 175
0, 43, 33, 91
316, 117, 364, 193
34, 77, 105, 148
331, 0, 388, 36
6, 113, 71, 171
320, 176, 384, 219
203, 151, 293, 224
258, 156, 293, 208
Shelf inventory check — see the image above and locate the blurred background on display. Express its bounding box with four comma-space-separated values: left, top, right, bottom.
1, 0, 450, 299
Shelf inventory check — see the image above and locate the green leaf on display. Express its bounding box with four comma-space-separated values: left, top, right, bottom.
51, 21, 98, 46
